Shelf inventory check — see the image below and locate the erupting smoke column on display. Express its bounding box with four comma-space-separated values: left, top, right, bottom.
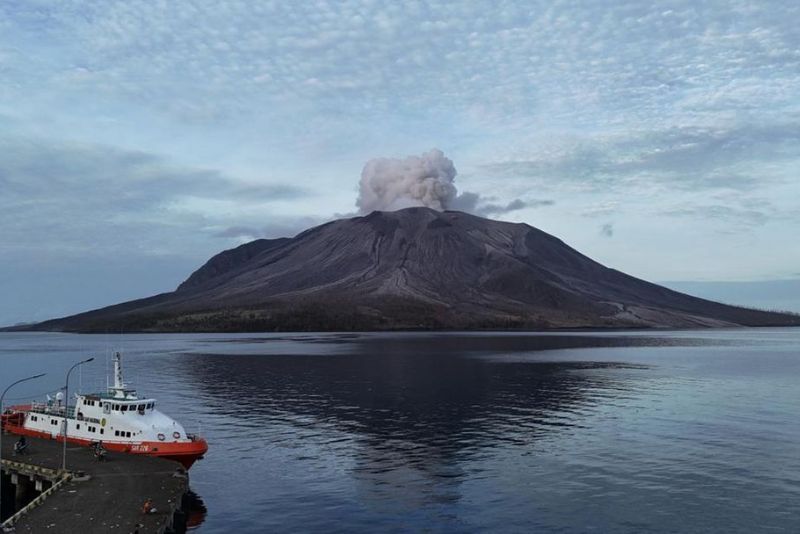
356, 149, 458, 213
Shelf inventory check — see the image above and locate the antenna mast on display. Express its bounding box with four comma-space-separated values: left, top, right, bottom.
108, 352, 134, 399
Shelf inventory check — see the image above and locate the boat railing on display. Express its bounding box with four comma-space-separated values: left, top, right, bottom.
27, 402, 100, 423
29, 401, 70, 417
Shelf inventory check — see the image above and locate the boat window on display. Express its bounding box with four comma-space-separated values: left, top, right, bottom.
76, 424, 80, 430
100, 428, 104, 435
121, 405, 128, 412
138, 404, 145, 411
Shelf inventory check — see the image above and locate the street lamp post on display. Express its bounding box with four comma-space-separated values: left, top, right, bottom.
1, 373, 46, 521
61, 358, 94, 473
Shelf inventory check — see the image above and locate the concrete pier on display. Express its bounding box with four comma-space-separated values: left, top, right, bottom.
1, 434, 190, 533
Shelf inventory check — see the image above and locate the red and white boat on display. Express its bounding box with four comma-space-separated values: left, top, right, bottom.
1, 353, 208, 469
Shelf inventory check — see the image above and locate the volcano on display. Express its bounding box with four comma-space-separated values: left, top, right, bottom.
20, 207, 800, 332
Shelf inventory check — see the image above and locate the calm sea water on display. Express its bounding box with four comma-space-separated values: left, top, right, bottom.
1, 329, 799, 532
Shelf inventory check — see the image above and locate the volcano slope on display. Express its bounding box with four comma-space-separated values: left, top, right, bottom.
22, 207, 800, 332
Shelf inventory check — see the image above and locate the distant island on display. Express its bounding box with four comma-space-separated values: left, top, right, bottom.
8, 207, 800, 332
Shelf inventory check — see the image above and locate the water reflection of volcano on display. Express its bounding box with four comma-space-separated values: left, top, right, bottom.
179, 334, 656, 512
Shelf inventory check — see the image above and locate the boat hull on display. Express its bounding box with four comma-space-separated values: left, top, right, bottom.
2, 412, 207, 470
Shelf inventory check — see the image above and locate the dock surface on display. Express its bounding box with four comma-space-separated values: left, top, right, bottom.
2, 434, 187, 533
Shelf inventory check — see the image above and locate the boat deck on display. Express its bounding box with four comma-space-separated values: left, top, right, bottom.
1, 433, 188, 533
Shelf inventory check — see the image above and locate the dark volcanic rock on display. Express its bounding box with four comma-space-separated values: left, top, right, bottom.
177, 237, 290, 292
19, 208, 800, 332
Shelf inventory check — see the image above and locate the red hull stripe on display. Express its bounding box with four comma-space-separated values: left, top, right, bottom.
2, 423, 208, 470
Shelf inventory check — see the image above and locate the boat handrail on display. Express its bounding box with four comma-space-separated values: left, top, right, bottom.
29, 402, 80, 420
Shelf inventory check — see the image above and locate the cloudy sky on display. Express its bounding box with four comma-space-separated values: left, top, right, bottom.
1, 0, 799, 325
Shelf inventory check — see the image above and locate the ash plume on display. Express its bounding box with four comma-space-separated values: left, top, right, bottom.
355, 148, 543, 217
356, 149, 458, 213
